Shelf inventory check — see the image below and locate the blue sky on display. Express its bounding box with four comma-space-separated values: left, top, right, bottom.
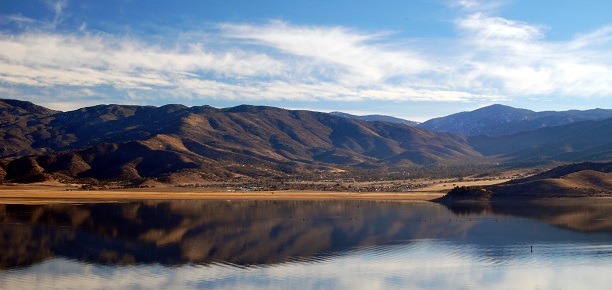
1, 0, 611, 121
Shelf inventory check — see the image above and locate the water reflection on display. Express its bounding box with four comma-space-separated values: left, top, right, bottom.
1, 199, 611, 289
442, 200, 612, 233
0, 201, 457, 268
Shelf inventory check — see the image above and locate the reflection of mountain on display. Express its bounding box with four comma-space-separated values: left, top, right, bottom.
2, 200, 611, 270
0, 201, 465, 269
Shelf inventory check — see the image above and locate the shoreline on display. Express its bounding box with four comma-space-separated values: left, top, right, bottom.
8, 178, 610, 204
0, 184, 448, 204
0, 178, 508, 203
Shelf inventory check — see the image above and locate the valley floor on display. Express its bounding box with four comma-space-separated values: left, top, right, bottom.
0, 178, 510, 204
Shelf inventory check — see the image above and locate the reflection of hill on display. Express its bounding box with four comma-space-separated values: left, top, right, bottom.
438, 201, 612, 234
436, 162, 612, 233
492, 202, 612, 234
0, 201, 471, 269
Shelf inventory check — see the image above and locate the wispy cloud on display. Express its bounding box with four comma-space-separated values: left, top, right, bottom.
0, 14, 36, 27
220, 21, 430, 85
0, 32, 283, 94
0, 2, 611, 111
450, 0, 509, 13
46, 0, 68, 28
457, 13, 545, 41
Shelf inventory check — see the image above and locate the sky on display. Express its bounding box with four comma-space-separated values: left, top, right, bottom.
1, 0, 612, 121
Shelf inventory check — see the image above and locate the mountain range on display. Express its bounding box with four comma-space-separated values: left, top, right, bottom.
416, 104, 612, 136
1, 99, 611, 183
336, 104, 612, 136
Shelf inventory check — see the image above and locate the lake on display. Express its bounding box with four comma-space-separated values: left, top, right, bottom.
1, 199, 610, 289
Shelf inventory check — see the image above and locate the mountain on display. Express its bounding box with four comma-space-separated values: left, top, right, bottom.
0, 99, 480, 183
468, 117, 612, 165
417, 104, 612, 136
330, 112, 419, 126
1, 99, 611, 184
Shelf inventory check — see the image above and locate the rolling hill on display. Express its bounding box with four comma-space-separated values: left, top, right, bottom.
489, 161, 612, 199
437, 161, 612, 202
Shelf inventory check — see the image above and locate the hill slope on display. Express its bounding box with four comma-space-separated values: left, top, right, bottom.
489, 161, 612, 199
468, 118, 612, 164
437, 161, 612, 202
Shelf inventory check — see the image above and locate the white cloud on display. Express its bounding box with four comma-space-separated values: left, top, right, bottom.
1, 5, 612, 111
0, 31, 285, 100
450, 0, 510, 13
457, 13, 546, 42
0, 23, 486, 107
448, 12, 612, 98
221, 21, 430, 85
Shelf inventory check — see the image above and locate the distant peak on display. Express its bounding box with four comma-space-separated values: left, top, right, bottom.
223, 104, 280, 113
472, 104, 534, 114
158, 104, 189, 113
329, 111, 418, 126
477, 104, 514, 110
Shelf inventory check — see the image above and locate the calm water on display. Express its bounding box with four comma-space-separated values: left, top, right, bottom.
0, 199, 611, 289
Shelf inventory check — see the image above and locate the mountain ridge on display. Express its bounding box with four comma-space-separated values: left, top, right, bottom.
1, 99, 611, 184
329, 111, 419, 126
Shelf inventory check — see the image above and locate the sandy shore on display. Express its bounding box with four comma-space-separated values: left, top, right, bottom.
0, 179, 510, 204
